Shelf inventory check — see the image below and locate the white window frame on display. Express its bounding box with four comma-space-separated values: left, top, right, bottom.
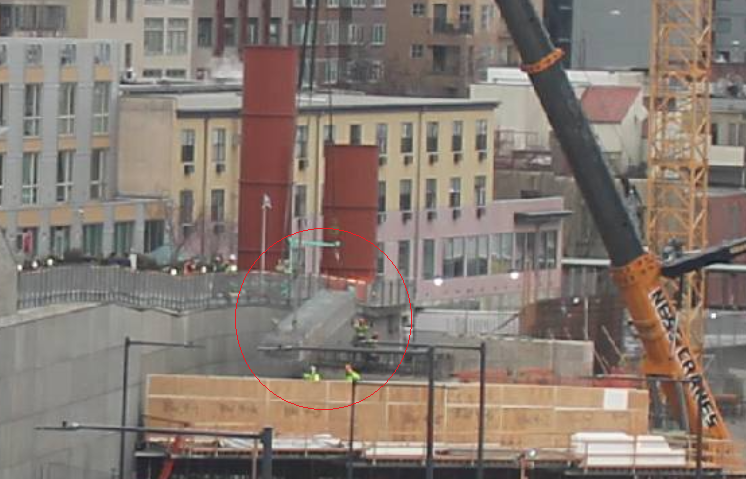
372, 0, 385, 7
411, 44, 424, 58
59, 83, 76, 136
449, 177, 461, 208
22, 152, 39, 205
167, 18, 189, 55
23, 84, 42, 137
90, 149, 106, 200
412, 3, 426, 17
327, 0, 339, 7
56, 150, 74, 203
144, 17, 165, 55
348, 24, 363, 45
93, 82, 110, 134
212, 128, 227, 164
474, 175, 487, 207
325, 21, 339, 45
371, 24, 386, 45
323, 58, 339, 84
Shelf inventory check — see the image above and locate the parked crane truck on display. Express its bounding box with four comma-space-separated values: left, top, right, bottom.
491, 0, 744, 442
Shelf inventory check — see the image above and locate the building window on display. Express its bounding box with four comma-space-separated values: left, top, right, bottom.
476, 119, 488, 151
538, 230, 558, 269
397, 240, 411, 279
347, 24, 363, 45
372, 0, 386, 7
412, 3, 426, 16
248, 18, 260, 44
452, 121, 463, 151
423, 239, 435, 280
144, 18, 165, 55
425, 178, 437, 210
144, 220, 165, 253
323, 124, 336, 144
295, 125, 309, 158
376, 242, 385, 275
269, 18, 282, 45
165, 69, 186, 78
23, 84, 42, 137
59, 83, 76, 136
401, 122, 414, 153
211, 189, 225, 226
325, 22, 339, 45
323, 59, 339, 84
167, 18, 189, 55
294, 184, 307, 217
93, 42, 111, 64
143, 69, 162, 79
96, 0, 104, 22
90, 149, 106, 200
371, 24, 386, 45
83, 224, 104, 258
490, 233, 513, 274
179, 189, 194, 238
426, 121, 439, 153
126, 0, 134, 22
399, 179, 412, 212
467, 235, 489, 276
376, 123, 388, 157
93, 82, 110, 134
474, 175, 487, 207
198, 17, 213, 47
56, 150, 74, 203
181, 129, 195, 164
449, 177, 461, 208
515, 232, 536, 271
17, 228, 38, 257
60, 43, 76, 65
328, 0, 339, 7
50, 226, 71, 257
110, 0, 118, 22
378, 181, 386, 213
411, 44, 424, 58
350, 124, 362, 145
716, 17, 732, 33
225, 18, 237, 47
21, 152, 39, 205
459, 4, 472, 25
113, 222, 134, 256
443, 237, 465, 278
212, 128, 227, 166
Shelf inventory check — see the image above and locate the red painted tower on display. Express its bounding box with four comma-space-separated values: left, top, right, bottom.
321, 145, 379, 282
238, 47, 297, 271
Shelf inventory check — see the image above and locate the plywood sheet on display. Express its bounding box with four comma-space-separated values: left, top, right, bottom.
501, 406, 555, 431
555, 386, 604, 408
501, 385, 555, 406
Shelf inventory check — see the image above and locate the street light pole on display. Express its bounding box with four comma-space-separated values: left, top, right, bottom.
426, 346, 435, 479
477, 341, 486, 479
118, 338, 202, 479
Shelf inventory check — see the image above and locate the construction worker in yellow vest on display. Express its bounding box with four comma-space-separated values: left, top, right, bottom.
353, 318, 370, 345
344, 363, 361, 383
303, 365, 321, 382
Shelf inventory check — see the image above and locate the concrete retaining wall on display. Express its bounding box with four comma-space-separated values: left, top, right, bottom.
0, 302, 291, 479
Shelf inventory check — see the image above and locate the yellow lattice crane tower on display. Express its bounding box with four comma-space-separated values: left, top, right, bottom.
646, 0, 712, 357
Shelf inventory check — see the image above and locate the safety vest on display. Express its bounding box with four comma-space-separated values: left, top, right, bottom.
345, 370, 361, 382
303, 372, 321, 382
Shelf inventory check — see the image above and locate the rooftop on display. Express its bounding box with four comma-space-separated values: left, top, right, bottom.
580, 86, 641, 123
122, 82, 499, 115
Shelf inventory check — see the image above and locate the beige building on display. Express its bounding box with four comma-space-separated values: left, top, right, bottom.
118, 83, 496, 257
0, 38, 166, 260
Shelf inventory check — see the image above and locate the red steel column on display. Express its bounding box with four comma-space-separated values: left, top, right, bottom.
214, 0, 226, 57
321, 145, 378, 282
238, 47, 298, 271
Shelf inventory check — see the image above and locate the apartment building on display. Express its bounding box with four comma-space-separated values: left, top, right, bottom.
288, 0, 542, 97
0, 38, 166, 260
118, 83, 566, 307
0, 0, 289, 80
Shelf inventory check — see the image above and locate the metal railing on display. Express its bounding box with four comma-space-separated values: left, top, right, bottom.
17, 266, 409, 313
17, 266, 325, 312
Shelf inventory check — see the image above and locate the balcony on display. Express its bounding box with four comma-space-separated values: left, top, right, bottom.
495, 129, 553, 170
432, 20, 474, 35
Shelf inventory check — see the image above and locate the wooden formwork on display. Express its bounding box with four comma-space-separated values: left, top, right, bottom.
145, 375, 650, 446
